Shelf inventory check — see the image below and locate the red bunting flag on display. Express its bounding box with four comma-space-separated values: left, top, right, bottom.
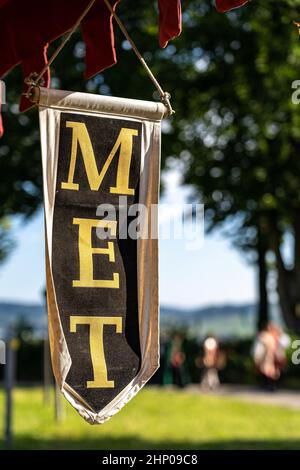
215, 0, 249, 12
0, 0, 251, 138
0, 0, 181, 137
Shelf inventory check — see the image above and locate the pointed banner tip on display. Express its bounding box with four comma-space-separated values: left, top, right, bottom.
215, 0, 249, 13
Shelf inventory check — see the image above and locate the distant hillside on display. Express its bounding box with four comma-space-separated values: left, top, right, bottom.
160, 304, 257, 339
0, 302, 47, 338
0, 301, 262, 340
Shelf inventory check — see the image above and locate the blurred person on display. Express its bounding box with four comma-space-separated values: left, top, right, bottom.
253, 323, 289, 391
170, 333, 186, 388
277, 327, 291, 364
158, 331, 169, 385
199, 336, 223, 391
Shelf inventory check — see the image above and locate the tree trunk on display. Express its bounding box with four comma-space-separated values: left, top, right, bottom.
257, 236, 269, 331
269, 212, 300, 334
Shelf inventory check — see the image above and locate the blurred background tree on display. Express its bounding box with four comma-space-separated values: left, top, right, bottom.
1, 0, 300, 332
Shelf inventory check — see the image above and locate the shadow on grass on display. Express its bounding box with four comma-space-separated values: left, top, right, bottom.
3, 436, 300, 450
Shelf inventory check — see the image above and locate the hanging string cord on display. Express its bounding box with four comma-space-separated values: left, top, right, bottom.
24, 0, 174, 115
103, 0, 174, 115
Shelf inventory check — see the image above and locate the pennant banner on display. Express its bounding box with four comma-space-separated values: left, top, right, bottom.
38, 87, 165, 423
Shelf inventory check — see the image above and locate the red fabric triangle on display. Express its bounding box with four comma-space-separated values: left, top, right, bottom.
215, 0, 249, 13
158, 0, 182, 49
0, 0, 183, 137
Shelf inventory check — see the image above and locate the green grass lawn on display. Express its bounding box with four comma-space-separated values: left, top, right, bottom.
0, 386, 300, 450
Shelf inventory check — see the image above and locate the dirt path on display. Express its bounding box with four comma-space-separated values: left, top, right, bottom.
185, 384, 300, 409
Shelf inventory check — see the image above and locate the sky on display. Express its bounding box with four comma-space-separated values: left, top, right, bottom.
0, 168, 256, 308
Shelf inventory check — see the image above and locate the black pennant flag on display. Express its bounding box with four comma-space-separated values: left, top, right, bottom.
38, 88, 165, 423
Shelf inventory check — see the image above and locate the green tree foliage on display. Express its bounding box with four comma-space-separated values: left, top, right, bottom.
1, 0, 300, 330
